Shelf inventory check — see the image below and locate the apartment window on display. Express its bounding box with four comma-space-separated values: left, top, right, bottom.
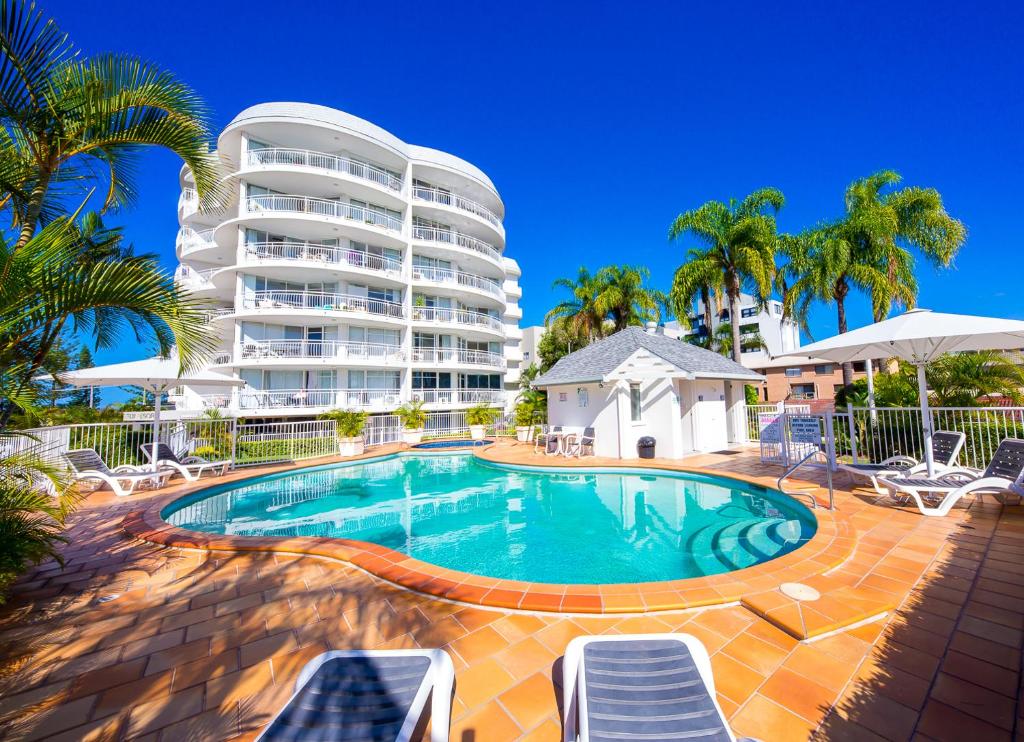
790, 383, 816, 400
523, 351, 531, 360
814, 364, 833, 375
630, 383, 642, 421
413, 371, 451, 390
741, 307, 758, 318
784, 367, 803, 378
462, 373, 501, 389
852, 361, 867, 372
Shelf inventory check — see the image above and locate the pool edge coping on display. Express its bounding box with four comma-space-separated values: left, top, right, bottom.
121, 445, 856, 616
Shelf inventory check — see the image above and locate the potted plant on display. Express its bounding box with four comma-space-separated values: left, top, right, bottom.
394, 399, 427, 444
319, 409, 367, 456
514, 402, 535, 443
412, 294, 426, 320
466, 403, 499, 441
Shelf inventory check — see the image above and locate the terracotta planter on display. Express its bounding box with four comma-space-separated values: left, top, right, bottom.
337, 435, 365, 457
403, 429, 424, 445
469, 425, 487, 441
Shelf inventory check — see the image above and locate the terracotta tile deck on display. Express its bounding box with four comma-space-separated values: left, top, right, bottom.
0, 440, 1021, 740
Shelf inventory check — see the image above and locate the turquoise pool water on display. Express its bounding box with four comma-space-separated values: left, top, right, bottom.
164, 454, 816, 584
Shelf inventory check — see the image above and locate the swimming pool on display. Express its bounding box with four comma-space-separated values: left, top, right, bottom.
164, 454, 816, 584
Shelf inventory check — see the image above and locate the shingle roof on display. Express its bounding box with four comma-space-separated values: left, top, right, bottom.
533, 326, 764, 386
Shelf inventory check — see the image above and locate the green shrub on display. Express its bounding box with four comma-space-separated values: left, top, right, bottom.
318, 409, 367, 438
394, 399, 427, 430
466, 403, 500, 426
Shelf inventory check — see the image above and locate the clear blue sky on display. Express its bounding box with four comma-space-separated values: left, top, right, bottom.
57, 0, 1023, 371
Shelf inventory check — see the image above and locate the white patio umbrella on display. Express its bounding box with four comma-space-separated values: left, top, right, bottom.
777, 308, 1024, 475
52, 357, 244, 471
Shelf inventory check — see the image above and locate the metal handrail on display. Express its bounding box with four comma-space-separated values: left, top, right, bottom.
246, 194, 403, 232
777, 448, 834, 510
247, 148, 403, 191
411, 185, 501, 227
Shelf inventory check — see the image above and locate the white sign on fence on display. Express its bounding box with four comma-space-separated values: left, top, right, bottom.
759, 413, 785, 464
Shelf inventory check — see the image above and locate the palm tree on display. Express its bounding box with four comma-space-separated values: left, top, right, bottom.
669, 247, 722, 347
927, 352, 1024, 407
595, 265, 667, 332
546, 267, 606, 341
0, 215, 213, 425
781, 171, 965, 386
669, 188, 784, 364
0, 0, 221, 250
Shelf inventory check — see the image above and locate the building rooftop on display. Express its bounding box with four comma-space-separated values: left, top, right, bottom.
533, 326, 763, 386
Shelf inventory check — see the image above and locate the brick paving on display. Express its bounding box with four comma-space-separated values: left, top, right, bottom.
0, 443, 1020, 740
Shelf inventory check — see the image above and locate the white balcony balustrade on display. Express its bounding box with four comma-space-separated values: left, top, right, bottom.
243, 291, 405, 319
411, 265, 503, 299
237, 388, 341, 409
411, 185, 501, 228
247, 148, 403, 192
239, 340, 404, 363
177, 227, 216, 255
412, 388, 505, 405
244, 242, 402, 275
410, 305, 504, 332
246, 194, 403, 232
410, 225, 501, 262
174, 265, 216, 291
411, 348, 505, 368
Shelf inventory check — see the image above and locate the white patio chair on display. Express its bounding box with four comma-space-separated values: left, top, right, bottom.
839, 430, 966, 495
63, 448, 172, 497
141, 443, 229, 481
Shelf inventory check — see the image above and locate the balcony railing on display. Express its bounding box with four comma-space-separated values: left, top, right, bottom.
410, 306, 504, 332
410, 225, 501, 262
411, 265, 503, 299
176, 227, 216, 255
411, 348, 505, 368
237, 388, 342, 409
411, 185, 501, 228
246, 195, 403, 232
247, 148, 403, 191
174, 265, 216, 290
412, 388, 505, 405
243, 291, 405, 319
239, 340, 404, 363
245, 241, 403, 275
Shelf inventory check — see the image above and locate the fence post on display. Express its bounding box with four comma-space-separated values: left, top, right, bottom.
824, 412, 837, 471
846, 403, 858, 464
230, 417, 238, 470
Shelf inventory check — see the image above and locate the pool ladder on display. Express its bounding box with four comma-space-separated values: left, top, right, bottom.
777, 449, 835, 511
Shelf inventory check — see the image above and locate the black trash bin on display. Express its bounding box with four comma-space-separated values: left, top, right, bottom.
637, 436, 656, 459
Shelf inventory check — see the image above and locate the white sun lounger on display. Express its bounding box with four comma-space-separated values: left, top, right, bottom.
257, 649, 454, 742
63, 448, 172, 497
838, 430, 966, 495
879, 438, 1024, 516
141, 442, 229, 481
563, 634, 741, 742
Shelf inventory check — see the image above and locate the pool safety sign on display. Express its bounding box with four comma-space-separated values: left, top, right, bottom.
760, 413, 822, 466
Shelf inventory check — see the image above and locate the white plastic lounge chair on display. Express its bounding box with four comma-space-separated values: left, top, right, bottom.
563, 633, 740, 742
563, 427, 596, 458
63, 448, 171, 497
535, 425, 560, 454
256, 649, 453, 742
838, 430, 966, 495
141, 442, 229, 481
879, 438, 1024, 517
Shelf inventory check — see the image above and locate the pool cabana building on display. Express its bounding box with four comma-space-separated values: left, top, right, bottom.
533, 325, 764, 459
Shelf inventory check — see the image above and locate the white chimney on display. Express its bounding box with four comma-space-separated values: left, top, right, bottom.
645, 321, 657, 334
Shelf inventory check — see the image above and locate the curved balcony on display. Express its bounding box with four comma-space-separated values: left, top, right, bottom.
242, 291, 406, 321
244, 242, 403, 279
177, 227, 217, 258
174, 265, 216, 292
411, 348, 505, 369
410, 306, 504, 334
411, 225, 501, 263
411, 388, 505, 406
247, 148, 403, 192
411, 265, 503, 301
179, 188, 199, 218
245, 194, 403, 233
412, 185, 501, 229
238, 339, 404, 364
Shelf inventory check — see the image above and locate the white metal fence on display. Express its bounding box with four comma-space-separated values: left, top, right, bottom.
7, 410, 523, 477
746, 404, 811, 441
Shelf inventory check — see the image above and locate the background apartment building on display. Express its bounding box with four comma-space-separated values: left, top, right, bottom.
172, 103, 523, 418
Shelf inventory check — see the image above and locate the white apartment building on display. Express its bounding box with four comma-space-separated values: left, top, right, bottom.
663, 293, 800, 368
172, 102, 523, 418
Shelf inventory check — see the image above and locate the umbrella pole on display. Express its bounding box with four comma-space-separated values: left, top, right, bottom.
866, 359, 877, 424
916, 363, 935, 477
152, 389, 162, 473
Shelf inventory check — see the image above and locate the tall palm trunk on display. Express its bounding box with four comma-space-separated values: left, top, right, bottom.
700, 287, 714, 347
835, 279, 853, 387
727, 280, 743, 364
